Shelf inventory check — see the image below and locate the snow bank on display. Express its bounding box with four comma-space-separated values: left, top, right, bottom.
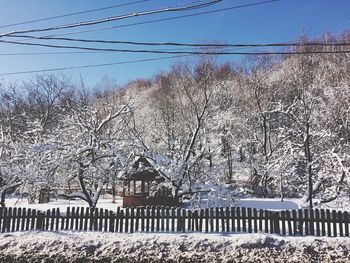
0, 231, 349, 262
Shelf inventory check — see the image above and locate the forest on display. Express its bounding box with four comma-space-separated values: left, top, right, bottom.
1, 33, 349, 209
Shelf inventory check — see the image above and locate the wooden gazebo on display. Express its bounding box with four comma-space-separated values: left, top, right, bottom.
122, 156, 179, 207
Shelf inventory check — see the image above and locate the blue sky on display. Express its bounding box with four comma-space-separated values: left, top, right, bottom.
0, 0, 350, 88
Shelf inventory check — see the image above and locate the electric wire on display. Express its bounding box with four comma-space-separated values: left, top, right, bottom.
1, 39, 349, 55
0, 55, 188, 76
0, 0, 220, 38
8, 34, 350, 48
39, 0, 279, 38
0, 0, 151, 29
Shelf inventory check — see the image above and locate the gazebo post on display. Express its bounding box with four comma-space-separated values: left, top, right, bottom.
141, 181, 145, 195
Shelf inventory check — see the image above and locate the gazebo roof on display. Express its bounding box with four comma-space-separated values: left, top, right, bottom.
125, 156, 164, 182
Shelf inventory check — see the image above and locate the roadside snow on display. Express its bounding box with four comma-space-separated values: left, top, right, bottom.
0, 231, 349, 262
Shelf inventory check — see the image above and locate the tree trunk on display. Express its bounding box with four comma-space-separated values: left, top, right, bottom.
0, 191, 5, 208
77, 167, 93, 208
112, 183, 116, 204
305, 122, 313, 209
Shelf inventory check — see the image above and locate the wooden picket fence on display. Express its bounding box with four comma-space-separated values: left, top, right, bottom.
0, 206, 349, 237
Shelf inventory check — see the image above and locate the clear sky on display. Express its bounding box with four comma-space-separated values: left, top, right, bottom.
0, 0, 350, 89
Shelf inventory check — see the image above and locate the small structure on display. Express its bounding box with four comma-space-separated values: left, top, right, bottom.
122, 156, 179, 207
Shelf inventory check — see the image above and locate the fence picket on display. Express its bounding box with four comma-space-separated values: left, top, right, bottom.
259, 209, 263, 232
135, 207, 140, 232
231, 207, 235, 233
146, 207, 150, 232
83, 207, 88, 231
151, 207, 156, 232
292, 210, 297, 235
326, 209, 331, 237
187, 209, 192, 231
242, 207, 247, 233
247, 208, 252, 233
21, 208, 26, 231
98, 208, 103, 232
281, 211, 286, 235
161, 207, 165, 232
225, 207, 230, 233
332, 210, 337, 237
156, 207, 160, 232
8, 207, 12, 232
16, 208, 21, 232
286, 210, 292, 235
176, 208, 181, 232
269, 211, 274, 234
119, 209, 124, 233
65, 207, 70, 231
2, 207, 8, 232
320, 209, 326, 236
309, 209, 315, 236
315, 209, 320, 236
70, 207, 75, 230
304, 209, 309, 235
220, 208, 225, 232
199, 209, 204, 232
45, 210, 50, 231
109, 210, 114, 232
298, 209, 303, 236
181, 209, 186, 233
75, 207, 80, 231
0, 207, 3, 232
51, 208, 55, 231
125, 208, 129, 233
166, 207, 170, 232
138, 207, 143, 232
253, 208, 258, 233
344, 211, 349, 237
237, 207, 241, 232
56, 208, 60, 231
171, 207, 175, 232
130, 208, 135, 233
31, 210, 36, 230
338, 211, 343, 237
205, 208, 209, 233
193, 210, 199, 231
114, 207, 120, 232
11, 207, 17, 232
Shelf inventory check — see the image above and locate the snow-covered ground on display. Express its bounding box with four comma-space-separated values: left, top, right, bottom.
236, 198, 301, 211
5, 195, 123, 211
0, 231, 349, 262
4, 195, 350, 213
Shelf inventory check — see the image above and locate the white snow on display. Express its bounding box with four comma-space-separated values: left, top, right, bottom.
0, 231, 349, 262
5, 195, 122, 212
236, 198, 301, 211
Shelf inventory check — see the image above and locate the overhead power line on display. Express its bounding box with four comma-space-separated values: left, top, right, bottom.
41, 0, 280, 38
0, 55, 187, 76
0, 0, 220, 38
1, 39, 350, 55
9, 34, 350, 48
2, 46, 350, 76
0, 0, 151, 29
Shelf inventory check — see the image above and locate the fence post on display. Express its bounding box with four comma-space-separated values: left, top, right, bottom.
36, 211, 44, 230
